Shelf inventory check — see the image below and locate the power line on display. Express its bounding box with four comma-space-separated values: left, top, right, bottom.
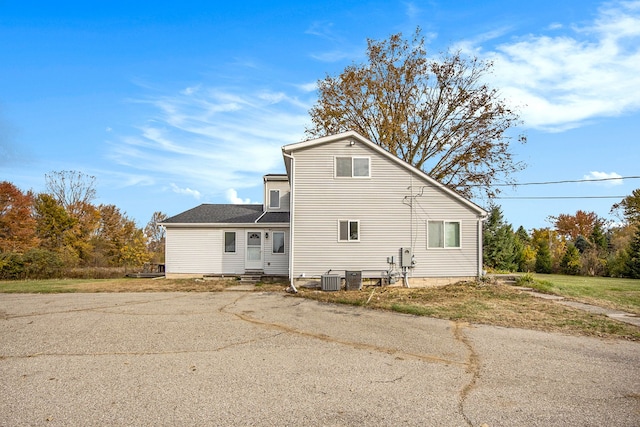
477, 175, 640, 188
494, 196, 626, 200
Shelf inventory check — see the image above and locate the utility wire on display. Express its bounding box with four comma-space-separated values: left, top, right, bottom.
494, 196, 626, 200
472, 175, 639, 188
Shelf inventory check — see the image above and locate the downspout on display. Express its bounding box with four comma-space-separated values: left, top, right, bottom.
478, 215, 485, 277
283, 151, 297, 293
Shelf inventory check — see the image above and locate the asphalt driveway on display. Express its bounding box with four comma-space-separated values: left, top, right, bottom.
0, 291, 638, 426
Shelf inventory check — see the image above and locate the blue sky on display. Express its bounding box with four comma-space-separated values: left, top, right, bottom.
1, 0, 639, 231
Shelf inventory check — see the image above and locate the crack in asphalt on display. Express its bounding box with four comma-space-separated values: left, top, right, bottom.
3, 294, 191, 320
453, 321, 481, 427
220, 294, 467, 367
2, 332, 284, 360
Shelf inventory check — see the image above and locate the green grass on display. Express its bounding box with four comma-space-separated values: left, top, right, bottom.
0, 279, 82, 293
527, 274, 640, 315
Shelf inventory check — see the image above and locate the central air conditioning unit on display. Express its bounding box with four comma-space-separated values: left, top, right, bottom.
321, 274, 341, 291
345, 271, 362, 291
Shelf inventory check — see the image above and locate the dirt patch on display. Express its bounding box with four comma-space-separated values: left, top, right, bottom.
295, 282, 640, 341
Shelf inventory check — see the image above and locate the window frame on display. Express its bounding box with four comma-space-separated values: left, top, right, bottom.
427, 220, 461, 249
269, 189, 280, 209
334, 156, 371, 178
338, 220, 360, 242
224, 231, 237, 254
271, 231, 285, 254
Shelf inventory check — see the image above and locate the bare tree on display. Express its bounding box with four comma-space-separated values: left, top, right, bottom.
45, 170, 97, 213
306, 28, 526, 198
144, 211, 167, 263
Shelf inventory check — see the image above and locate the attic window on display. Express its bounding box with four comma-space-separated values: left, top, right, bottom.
335, 157, 370, 178
269, 189, 280, 209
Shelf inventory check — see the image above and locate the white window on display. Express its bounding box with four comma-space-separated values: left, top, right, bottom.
269, 189, 280, 209
338, 220, 360, 242
272, 231, 285, 254
427, 221, 460, 248
335, 157, 370, 178
224, 231, 236, 253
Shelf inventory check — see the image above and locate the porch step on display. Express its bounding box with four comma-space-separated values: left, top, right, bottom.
240, 270, 264, 284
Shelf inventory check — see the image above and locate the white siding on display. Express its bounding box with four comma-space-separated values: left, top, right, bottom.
221, 230, 245, 274
263, 228, 289, 275
291, 138, 482, 278
165, 226, 289, 276
265, 180, 291, 212
165, 228, 223, 274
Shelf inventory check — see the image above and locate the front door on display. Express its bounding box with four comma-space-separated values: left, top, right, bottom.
245, 231, 263, 270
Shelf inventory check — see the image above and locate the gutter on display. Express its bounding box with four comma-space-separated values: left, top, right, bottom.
282, 151, 297, 293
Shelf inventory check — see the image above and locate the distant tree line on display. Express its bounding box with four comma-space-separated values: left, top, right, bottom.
0, 171, 166, 279
483, 189, 640, 278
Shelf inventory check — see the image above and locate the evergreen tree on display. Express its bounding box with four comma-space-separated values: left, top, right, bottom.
535, 240, 552, 274
626, 223, 640, 279
483, 205, 517, 271
589, 222, 608, 251
561, 244, 581, 275
574, 235, 591, 253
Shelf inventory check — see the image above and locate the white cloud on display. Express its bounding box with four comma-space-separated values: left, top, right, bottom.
310, 50, 352, 62
225, 188, 252, 204
583, 171, 624, 185
170, 183, 202, 199
461, 1, 640, 131
111, 85, 310, 202
295, 82, 318, 93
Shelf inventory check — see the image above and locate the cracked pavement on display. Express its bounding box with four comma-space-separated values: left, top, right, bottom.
1, 292, 638, 426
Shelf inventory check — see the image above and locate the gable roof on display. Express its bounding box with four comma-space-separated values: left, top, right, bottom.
282, 130, 487, 216
161, 204, 289, 226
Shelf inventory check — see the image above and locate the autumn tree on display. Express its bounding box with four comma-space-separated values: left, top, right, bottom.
45, 170, 97, 215
44, 171, 100, 265
306, 28, 525, 198
33, 193, 77, 252
550, 210, 601, 241
92, 204, 148, 267
0, 182, 39, 252
560, 244, 581, 275
611, 188, 640, 225
531, 228, 565, 273
145, 211, 167, 264
513, 226, 535, 272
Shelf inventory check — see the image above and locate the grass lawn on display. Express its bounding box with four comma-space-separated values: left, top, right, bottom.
1, 275, 638, 341
0, 278, 240, 293
525, 274, 640, 315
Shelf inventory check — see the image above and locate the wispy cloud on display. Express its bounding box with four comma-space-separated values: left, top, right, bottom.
462, 1, 640, 131
583, 171, 624, 186
404, 2, 421, 20
310, 50, 353, 62
170, 183, 202, 199
295, 82, 318, 93
110, 85, 310, 201
305, 21, 338, 41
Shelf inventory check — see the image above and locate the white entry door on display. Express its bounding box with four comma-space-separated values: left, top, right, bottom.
245, 231, 263, 270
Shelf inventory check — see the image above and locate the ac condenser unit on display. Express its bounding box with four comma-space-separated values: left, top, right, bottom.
345, 271, 362, 290
321, 274, 341, 291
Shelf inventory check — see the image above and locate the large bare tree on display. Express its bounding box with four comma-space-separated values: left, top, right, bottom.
45, 170, 97, 214
306, 28, 525, 198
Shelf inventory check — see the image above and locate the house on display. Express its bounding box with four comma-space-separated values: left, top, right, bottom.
161, 131, 487, 288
